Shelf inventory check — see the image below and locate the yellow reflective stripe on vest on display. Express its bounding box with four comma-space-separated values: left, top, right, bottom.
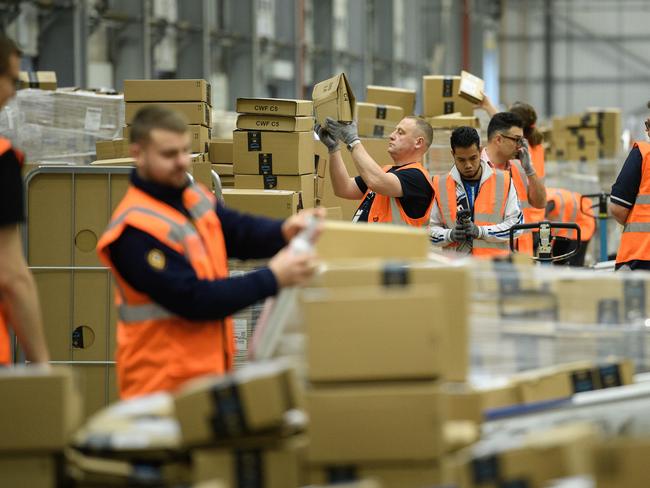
475, 171, 506, 223
187, 185, 214, 220
119, 303, 177, 323
635, 194, 650, 204
389, 197, 409, 226
437, 178, 453, 227
511, 161, 529, 209
109, 206, 196, 245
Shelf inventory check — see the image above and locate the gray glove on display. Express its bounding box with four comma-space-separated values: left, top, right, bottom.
315, 123, 339, 154
465, 221, 481, 239
518, 138, 536, 176
449, 224, 467, 243
325, 117, 360, 147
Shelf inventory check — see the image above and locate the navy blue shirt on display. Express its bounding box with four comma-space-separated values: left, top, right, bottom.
108, 171, 286, 321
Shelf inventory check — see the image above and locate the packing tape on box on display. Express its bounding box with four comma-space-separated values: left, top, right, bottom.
381, 263, 410, 287
444, 101, 455, 114
235, 449, 263, 486
209, 381, 249, 437
442, 78, 454, 97
375, 106, 387, 120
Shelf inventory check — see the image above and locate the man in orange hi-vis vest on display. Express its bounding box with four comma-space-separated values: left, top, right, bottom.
98, 106, 322, 398
0, 34, 50, 366
316, 116, 434, 226
428, 126, 522, 257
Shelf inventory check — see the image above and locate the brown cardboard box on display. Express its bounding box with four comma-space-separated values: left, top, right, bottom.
123, 124, 211, 153
315, 221, 430, 261
174, 360, 302, 446
222, 189, 302, 218
306, 382, 445, 463
312, 73, 356, 125
125, 102, 211, 126
567, 126, 599, 145
356, 102, 404, 123
422, 76, 474, 116
212, 164, 233, 176
124, 79, 211, 104
90, 157, 135, 166
236, 98, 313, 117
233, 130, 315, 175
193, 436, 307, 485
308, 261, 469, 382
513, 367, 574, 404
113, 138, 130, 158
95, 140, 115, 160
567, 141, 600, 161
358, 119, 397, 138
236, 115, 314, 132
0, 366, 83, 451
220, 175, 234, 187
427, 114, 480, 129
235, 174, 315, 209
366, 85, 416, 116
441, 383, 519, 424
302, 286, 444, 382
308, 462, 442, 488
0, 454, 60, 487
18, 70, 57, 90
208, 139, 233, 164
458, 70, 484, 104
593, 438, 650, 488
190, 161, 213, 188
587, 107, 622, 158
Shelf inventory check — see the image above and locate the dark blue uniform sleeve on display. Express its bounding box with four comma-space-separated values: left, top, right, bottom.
108, 226, 279, 321
611, 146, 642, 209
217, 203, 286, 259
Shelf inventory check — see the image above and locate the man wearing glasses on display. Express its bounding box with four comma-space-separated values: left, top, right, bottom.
481, 112, 547, 250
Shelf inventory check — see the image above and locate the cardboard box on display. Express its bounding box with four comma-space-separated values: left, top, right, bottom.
18, 70, 57, 90
307, 261, 469, 382
567, 141, 601, 161
236, 115, 314, 132
310, 482, 381, 488
312, 73, 356, 125
356, 102, 404, 123
174, 360, 302, 446
302, 286, 444, 382
514, 366, 574, 404
323, 206, 342, 220
587, 107, 622, 158
112, 138, 130, 158
422, 76, 475, 116
358, 119, 396, 138
222, 189, 302, 219
0, 366, 83, 451
308, 461, 442, 488
232, 130, 315, 175
124, 124, 211, 153
0, 454, 60, 487
366, 85, 416, 116
125, 102, 211, 126
124, 79, 211, 104
593, 438, 650, 488
90, 157, 135, 166
208, 139, 233, 164
220, 175, 234, 187
235, 174, 315, 209
95, 140, 115, 160
236, 98, 313, 117
212, 163, 233, 176
458, 70, 484, 104
192, 436, 306, 485
427, 114, 480, 129
306, 382, 445, 462
190, 161, 213, 188
316, 221, 430, 261
442, 383, 519, 424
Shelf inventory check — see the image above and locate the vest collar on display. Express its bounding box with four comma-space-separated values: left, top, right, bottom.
130, 169, 190, 215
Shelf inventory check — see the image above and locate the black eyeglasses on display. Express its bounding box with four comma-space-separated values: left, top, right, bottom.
500, 133, 523, 145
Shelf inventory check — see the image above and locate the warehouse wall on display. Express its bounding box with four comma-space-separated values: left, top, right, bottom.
499, 0, 650, 127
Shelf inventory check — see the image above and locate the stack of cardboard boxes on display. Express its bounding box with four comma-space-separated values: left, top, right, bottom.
551, 108, 621, 161
208, 139, 235, 189
225, 97, 316, 218
355, 85, 416, 139
94, 79, 213, 187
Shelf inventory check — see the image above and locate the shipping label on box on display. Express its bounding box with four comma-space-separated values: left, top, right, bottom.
458, 70, 484, 104
312, 72, 356, 125
366, 85, 416, 116
222, 189, 302, 219
233, 130, 315, 175
237, 98, 313, 116
125, 102, 211, 126
236, 114, 314, 132
124, 79, 211, 104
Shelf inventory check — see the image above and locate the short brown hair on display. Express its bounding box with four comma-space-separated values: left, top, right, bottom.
406, 115, 433, 149
129, 105, 188, 144
0, 35, 21, 76
509, 102, 543, 146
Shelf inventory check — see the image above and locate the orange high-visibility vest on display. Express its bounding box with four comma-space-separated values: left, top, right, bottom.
509, 161, 545, 255
361, 162, 434, 226
0, 137, 24, 365
432, 168, 512, 258
97, 181, 234, 398
546, 188, 595, 241
530, 143, 545, 178
616, 142, 650, 266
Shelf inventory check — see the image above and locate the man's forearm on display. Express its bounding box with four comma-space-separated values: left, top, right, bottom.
527, 175, 547, 209
350, 144, 386, 191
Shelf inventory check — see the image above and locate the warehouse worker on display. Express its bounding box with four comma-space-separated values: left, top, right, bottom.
429, 126, 522, 257
316, 116, 434, 226
545, 187, 595, 266
97, 106, 321, 398
0, 35, 50, 365
610, 126, 650, 270
482, 112, 547, 252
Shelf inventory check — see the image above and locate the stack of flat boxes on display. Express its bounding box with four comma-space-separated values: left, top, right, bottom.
208, 139, 235, 189
121, 79, 213, 186
228, 98, 316, 217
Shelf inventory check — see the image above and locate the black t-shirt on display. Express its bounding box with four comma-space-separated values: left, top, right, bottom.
611, 146, 642, 210
0, 148, 25, 227
354, 166, 433, 222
